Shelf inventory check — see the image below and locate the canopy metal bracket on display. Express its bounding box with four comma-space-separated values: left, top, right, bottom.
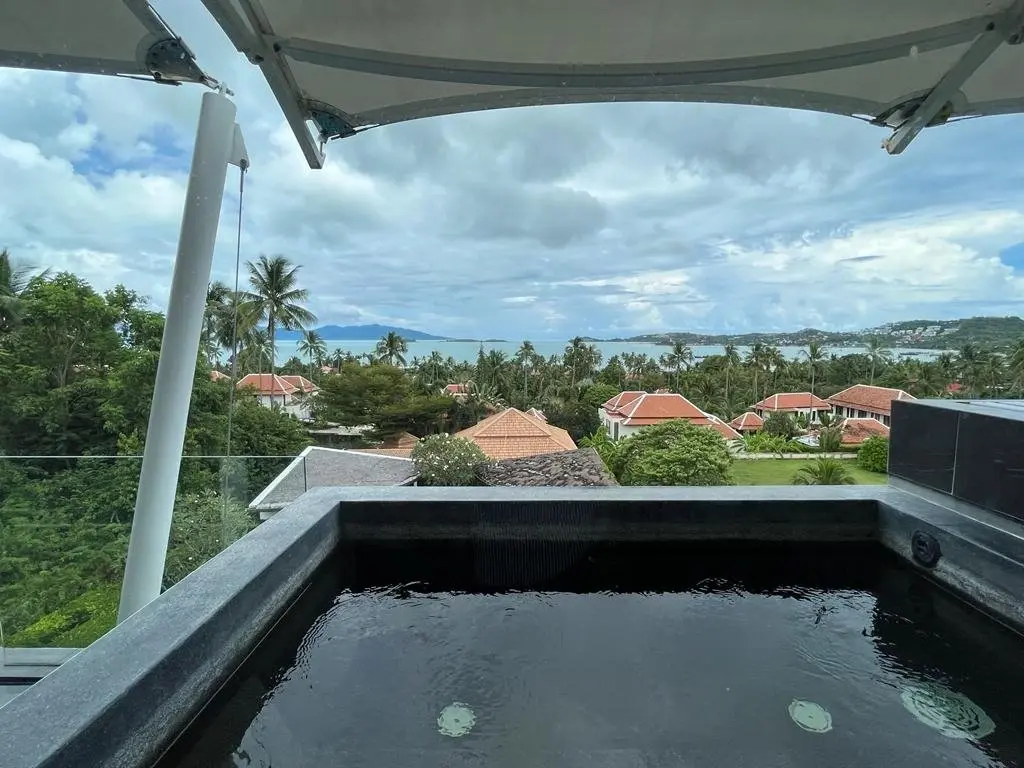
144, 37, 208, 85
309, 104, 358, 142
883, 10, 1024, 154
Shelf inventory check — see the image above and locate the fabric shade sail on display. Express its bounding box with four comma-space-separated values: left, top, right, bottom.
202, 0, 1024, 167
0, 0, 209, 84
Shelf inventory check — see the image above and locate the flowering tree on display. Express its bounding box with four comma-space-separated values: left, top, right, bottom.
411, 433, 491, 486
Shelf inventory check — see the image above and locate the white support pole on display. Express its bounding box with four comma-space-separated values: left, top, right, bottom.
118, 90, 239, 623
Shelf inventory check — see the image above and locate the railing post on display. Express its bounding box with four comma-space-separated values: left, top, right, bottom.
118, 90, 241, 623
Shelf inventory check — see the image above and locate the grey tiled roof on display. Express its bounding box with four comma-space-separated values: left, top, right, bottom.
478, 448, 618, 487
251, 447, 417, 510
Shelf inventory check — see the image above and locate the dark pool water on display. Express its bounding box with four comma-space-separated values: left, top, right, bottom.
156, 542, 1024, 767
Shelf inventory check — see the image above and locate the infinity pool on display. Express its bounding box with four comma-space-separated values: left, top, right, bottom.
156, 541, 1024, 767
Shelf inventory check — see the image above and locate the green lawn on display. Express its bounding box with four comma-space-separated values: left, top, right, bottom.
731, 459, 886, 486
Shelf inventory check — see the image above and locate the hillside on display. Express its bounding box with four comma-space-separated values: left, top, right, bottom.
620, 316, 1024, 349
276, 324, 447, 341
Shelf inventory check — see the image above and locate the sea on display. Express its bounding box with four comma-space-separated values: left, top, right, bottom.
273, 339, 941, 365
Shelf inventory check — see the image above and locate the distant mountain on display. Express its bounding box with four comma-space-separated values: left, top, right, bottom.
618, 315, 1024, 350
277, 324, 448, 342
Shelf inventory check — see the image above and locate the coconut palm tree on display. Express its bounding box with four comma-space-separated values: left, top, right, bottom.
242, 254, 316, 404
298, 329, 327, 378
723, 344, 741, 404
201, 281, 234, 365
801, 341, 827, 396
659, 341, 693, 390
792, 457, 855, 485
956, 342, 985, 397
864, 337, 891, 385
564, 337, 601, 389
514, 340, 538, 401
375, 331, 408, 367
0, 249, 46, 334
239, 328, 273, 377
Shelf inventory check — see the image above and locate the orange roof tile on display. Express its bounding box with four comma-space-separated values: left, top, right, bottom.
697, 413, 742, 441
601, 391, 645, 411
280, 375, 318, 393
209, 370, 231, 382
753, 392, 831, 411
840, 417, 890, 445
236, 373, 297, 395
444, 383, 469, 395
456, 408, 576, 460
609, 392, 706, 425
729, 411, 764, 431
828, 385, 915, 416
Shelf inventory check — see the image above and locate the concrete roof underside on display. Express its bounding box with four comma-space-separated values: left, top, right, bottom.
202, 0, 1024, 166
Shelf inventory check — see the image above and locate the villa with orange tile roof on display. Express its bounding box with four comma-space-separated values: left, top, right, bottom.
443, 383, 469, 397
236, 373, 319, 420
456, 408, 576, 460
838, 417, 890, 446
752, 392, 831, 422
729, 411, 764, 433
599, 391, 740, 442
827, 384, 915, 427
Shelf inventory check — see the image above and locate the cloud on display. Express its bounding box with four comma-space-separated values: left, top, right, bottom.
4, 1, 1024, 340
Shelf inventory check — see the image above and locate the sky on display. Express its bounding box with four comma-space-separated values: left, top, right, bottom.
3, 4, 1024, 340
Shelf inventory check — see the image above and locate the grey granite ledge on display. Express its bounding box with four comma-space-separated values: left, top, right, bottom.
0, 487, 344, 768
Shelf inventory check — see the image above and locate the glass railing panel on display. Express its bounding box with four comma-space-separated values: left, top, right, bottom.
0, 454, 305, 650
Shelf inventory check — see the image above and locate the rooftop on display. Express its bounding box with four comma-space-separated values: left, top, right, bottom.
753, 392, 831, 411
456, 408, 576, 460
729, 411, 765, 431
829, 385, 916, 415
478, 447, 618, 487
247, 446, 417, 514
840, 417, 891, 445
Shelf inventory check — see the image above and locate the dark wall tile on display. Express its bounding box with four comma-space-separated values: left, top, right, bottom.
953, 412, 1024, 523
889, 401, 958, 494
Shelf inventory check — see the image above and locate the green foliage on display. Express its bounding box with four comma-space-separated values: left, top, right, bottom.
579, 427, 624, 478
411, 434, 490, 486
9, 585, 120, 648
315, 362, 453, 439
616, 420, 733, 486
163, 491, 257, 588
741, 432, 808, 455
817, 426, 843, 453
792, 457, 855, 485
762, 412, 798, 439
857, 436, 889, 473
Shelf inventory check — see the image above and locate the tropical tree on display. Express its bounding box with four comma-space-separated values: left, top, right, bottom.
238, 327, 273, 377
564, 336, 602, 389
411, 434, 490, 486
0, 248, 46, 334
659, 341, 693, 390
242, 254, 316, 403
375, 331, 408, 367
792, 457, 855, 485
201, 281, 234, 365
514, 340, 539, 402
864, 337, 891, 385
297, 329, 327, 378
801, 341, 827, 396
723, 344, 741, 404
615, 420, 733, 486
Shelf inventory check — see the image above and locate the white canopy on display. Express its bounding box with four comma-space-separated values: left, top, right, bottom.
0, 0, 209, 84
202, 0, 1024, 167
